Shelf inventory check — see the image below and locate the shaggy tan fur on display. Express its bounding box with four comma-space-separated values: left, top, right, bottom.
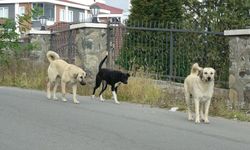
184, 63, 215, 123
46, 51, 86, 104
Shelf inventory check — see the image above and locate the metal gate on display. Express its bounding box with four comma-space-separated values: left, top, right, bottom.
107, 21, 228, 87
49, 23, 77, 64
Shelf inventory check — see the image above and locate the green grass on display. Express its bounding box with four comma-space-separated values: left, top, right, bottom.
1, 61, 249, 122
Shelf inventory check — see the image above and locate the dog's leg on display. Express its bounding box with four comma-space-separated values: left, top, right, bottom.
112, 86, 118, 100
111, 85, 119, 104
47, 81, 51, 99
61, 82, 67, 102
99, 81, 107, 101
92, 77, 102, 99
72, 84, 79, 104
200, 103, 205, 122
53, 81, 59, 100
112, 91, 119, 104
194, 98, 200, 123
115, 86, 118, 93
204, 100, 211, 123
185, 93, 193, 121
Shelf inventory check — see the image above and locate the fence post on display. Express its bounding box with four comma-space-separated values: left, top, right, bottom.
107, 21, 112, 68
68, 27, 72, 63
50, 29, 54, 51
169, 24, 174, 81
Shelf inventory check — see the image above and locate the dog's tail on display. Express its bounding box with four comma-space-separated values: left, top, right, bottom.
99, 52, 108, 70
191, 63, 202, 75
46, 51, 60, 63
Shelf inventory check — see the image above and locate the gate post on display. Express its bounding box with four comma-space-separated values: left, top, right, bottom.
68, 29, 73, 63
106, 21, 112, 68
224, 29, 250, 109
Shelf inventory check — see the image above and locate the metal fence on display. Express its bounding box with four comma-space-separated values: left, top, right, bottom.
107, 21, 229, 88
49, 22, 77, 64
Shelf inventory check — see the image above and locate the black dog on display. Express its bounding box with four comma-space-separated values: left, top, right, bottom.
92, 53, 130, 104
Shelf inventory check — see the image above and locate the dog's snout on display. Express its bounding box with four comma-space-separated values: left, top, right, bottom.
123, 81, 128, 84
207, 77, 211, 81
80, 81, 86, 85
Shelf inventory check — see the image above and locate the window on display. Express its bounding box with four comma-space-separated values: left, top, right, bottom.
32, 3, 44, 20
44, 3, 54, 21
60, 9, 66, 21
0, 7, 9, 18
68, 10, 73, 22
86, 13, 92, 22
79, 12, 85, 22
110, 17, 121, 23
18, 6, 25, 16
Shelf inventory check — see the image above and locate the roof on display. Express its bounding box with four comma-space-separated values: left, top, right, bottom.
60, 0, 88, 7
94, 2, 123, 14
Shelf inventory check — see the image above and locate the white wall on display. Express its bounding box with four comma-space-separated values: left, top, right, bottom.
68, 0, 106, 5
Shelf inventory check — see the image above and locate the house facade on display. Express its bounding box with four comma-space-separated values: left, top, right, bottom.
0, 0, 123, 31
94, 2, 123, 23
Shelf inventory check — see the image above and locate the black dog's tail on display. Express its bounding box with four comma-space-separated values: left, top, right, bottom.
99, 52, 108, 70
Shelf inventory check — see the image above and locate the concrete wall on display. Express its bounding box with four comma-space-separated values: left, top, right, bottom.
27, 31, 51, 63
74, 26, 108, 76
225, 29, 250, 109
27, 23, 108, 77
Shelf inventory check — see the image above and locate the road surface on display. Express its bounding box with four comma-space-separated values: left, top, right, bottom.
0, 87, 249, 150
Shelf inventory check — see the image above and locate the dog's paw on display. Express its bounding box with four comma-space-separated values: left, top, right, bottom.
73, 100, 80, 104
204, 119, 210, 124
53, 96, 58, 100
115, 101, 120, 104
100, 95, 105, 101
91, 95, 95, 99
188, 116, 194, 121
195, 119, 200, 124
62, 98, 67, 102
47, 95, 51, 100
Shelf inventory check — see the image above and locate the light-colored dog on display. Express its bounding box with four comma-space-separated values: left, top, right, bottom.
184, 63, 215, 123
46, 51, 86, 104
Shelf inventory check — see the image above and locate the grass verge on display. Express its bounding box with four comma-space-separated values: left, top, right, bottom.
0, 61, 249, 122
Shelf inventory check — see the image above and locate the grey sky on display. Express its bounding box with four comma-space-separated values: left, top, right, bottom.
105, 0, 130, 13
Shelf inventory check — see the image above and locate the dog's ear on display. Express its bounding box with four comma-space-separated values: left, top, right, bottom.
127, 73, 130, 77
213, 69, 217, 78
198, 69, 203, 80
73, 73, 78, 79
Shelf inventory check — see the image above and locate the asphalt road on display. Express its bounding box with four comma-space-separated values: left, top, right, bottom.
0, 87, 250, 150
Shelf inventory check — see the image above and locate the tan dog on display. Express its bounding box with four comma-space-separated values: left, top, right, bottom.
46, 51, 86, 104
184, 63, 215, 123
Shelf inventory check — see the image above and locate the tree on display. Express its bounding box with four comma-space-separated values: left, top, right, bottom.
182, 0, 250, 84
0, 5, 42, 66
17, 4, 43, 34
117, 0, 186, 79
183, 0, 250, 31
129, 0, 184, 23
0, 19, 19, 66
116, 0, 250, 85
